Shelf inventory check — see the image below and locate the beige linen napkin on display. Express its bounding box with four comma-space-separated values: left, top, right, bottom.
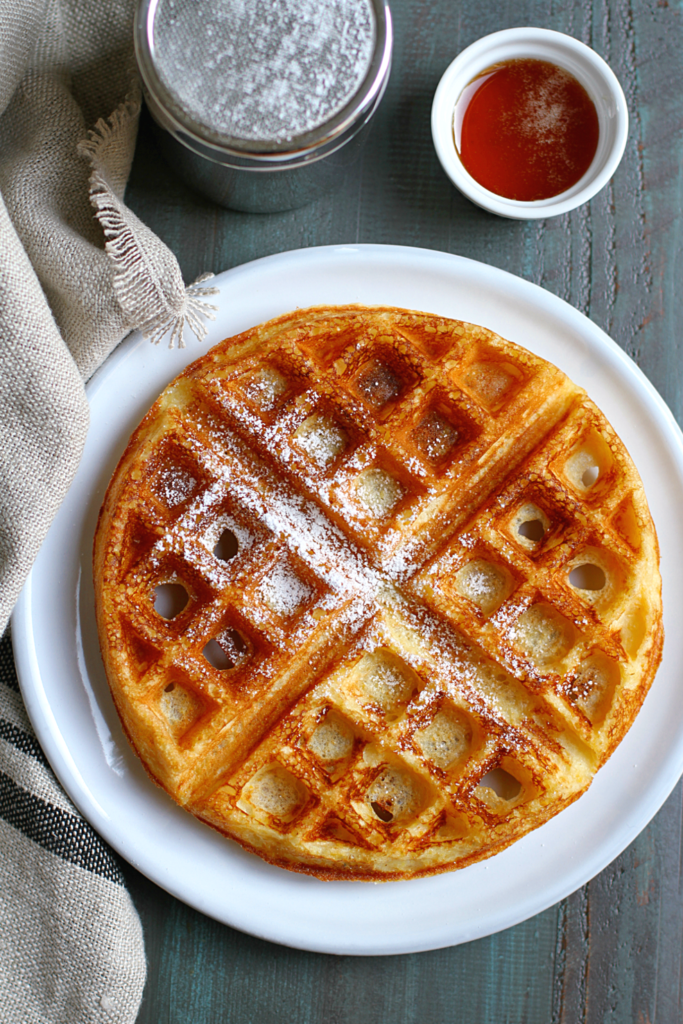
0, 634, 146, 1024
0, 0, 218, 1020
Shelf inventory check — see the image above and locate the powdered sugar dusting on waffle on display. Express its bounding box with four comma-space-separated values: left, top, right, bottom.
259, 562, 313, 617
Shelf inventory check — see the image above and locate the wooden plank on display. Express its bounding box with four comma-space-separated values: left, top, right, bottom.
122, 0, 683, 1019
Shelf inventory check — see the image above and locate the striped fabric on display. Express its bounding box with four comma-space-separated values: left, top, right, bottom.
0, 633, 146, 1023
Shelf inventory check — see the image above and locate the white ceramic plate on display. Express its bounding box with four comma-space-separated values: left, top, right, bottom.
12, 244, 683, 955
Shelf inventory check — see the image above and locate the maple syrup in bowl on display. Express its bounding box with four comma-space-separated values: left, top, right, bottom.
431, 28, 628, 219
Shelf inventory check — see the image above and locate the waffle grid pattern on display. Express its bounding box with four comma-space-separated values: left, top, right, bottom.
95, 307, 662, 879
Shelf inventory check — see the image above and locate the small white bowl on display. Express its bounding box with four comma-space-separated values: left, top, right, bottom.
431, 27, 629, 219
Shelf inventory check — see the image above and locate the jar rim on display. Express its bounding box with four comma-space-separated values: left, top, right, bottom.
135, 0, 393, 160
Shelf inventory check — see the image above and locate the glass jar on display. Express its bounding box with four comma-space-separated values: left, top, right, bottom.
135, 0, 393, 212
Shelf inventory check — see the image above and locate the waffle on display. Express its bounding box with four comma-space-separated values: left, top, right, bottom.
94, 305, 663, 880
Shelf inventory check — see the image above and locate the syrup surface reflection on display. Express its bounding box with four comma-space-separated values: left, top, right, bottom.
454, 58, 599, 202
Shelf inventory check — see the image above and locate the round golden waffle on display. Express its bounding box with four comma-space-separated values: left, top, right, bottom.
94, 305, 663, 880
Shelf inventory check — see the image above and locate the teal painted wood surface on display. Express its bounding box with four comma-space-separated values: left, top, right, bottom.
123, 0, 683, 1020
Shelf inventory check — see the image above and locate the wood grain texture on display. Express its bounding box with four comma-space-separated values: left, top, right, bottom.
122, 0, 683, 1020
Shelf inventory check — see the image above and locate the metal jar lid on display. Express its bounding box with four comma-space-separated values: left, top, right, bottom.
135, 0, 393, 171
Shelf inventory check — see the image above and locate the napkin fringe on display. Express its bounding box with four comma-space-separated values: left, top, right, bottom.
79, 98, 220, 349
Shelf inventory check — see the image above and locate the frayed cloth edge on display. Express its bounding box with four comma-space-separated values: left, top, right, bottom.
78, 91, 219, 349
